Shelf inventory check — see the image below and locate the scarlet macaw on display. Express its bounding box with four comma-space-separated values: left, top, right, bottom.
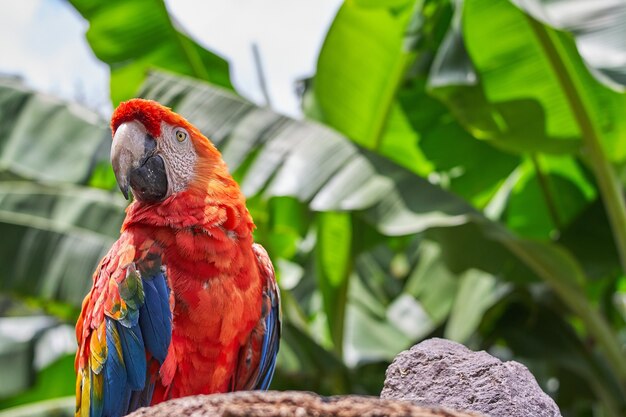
74, 99, 281, 417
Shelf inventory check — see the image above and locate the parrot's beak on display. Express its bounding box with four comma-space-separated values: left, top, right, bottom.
111, 121, 168, 202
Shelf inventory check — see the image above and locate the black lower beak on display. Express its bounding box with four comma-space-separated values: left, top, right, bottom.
129, 154, 168, 203
119, 183, 130, 200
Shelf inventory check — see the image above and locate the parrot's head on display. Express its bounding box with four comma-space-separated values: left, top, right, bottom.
110, 99, 222, 203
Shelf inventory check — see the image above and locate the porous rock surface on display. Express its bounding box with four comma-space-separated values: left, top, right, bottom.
127, 390, 483, 417
381, 338, 561, 417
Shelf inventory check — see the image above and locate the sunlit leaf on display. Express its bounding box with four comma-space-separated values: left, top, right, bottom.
309, 0, 432, 175
68, 0, 233, 104
504, 154, 596, 239
316, 212, 352, 353
430, 0, 626, 160
510, 0, 626, 91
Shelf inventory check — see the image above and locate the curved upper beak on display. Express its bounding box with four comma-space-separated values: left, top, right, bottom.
111, 121, 168, 202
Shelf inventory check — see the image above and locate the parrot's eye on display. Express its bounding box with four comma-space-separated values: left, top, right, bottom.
176, 130, 187, 142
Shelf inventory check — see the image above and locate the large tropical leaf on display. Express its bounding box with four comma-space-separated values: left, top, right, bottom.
430, 0, 626, 160
142, 71, 478, 233
0, 79, 126, 403
0, 78, 110, 185
309, 0, 521, 208
139, 71, 626, 389
311, 0, 414, 146
427, 0, 626, 290
510, 0, 626, 90
315, 211, 352, 355
308, 0, 432, 175
0, 182, 125, 306
502, 154, 597, 239
0, 78, 126, 307
68, 0, 233, 105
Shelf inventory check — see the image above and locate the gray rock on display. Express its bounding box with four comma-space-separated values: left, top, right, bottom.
381, 338, 561, 417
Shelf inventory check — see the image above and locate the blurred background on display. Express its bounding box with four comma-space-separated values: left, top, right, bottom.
1, 1, 626, 416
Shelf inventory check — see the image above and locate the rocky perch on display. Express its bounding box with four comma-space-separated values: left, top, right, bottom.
129, 338, 561, 417
127, 391, 482, 417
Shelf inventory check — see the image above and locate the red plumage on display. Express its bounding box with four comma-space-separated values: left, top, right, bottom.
75, 99, 280, 417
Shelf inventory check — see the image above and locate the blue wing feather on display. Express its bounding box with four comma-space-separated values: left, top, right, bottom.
128, 373, 155, 412
139, 273, 171, 363
255, 286, 280, 390
98, 267, 171, 417
103, 320, 128, 417
153, 272, 172, 335
115, 321, 146, 390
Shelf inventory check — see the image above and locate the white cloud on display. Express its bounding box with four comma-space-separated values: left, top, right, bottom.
0, 0, 110, 115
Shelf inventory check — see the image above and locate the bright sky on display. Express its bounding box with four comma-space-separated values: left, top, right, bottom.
0, 0, 342, 117
0, 0, 110, 114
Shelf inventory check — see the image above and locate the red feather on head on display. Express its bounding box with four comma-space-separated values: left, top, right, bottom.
111, 98, 173, 137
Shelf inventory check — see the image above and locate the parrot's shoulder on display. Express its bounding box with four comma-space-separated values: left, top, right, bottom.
84, 233, 163, 321
75, 231, 171, 417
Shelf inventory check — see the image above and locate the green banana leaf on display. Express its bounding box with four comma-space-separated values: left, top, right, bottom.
308, 0, 522, 209
0, 78, 125, 307
68, 0, 233, 105
0, 78, 110, 184
139, 71, 626, 393
430, 0, 626, 160
0, 182, 125, 306
308, 0, 432, 175
510, 0, 626, 90
1, 67, 624, 413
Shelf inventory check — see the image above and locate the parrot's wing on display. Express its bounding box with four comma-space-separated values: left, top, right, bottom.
232, 243, 281, 391
75, 238, 171, 417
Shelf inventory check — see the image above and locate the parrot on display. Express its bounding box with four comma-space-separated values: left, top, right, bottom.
74, 98, 281, 417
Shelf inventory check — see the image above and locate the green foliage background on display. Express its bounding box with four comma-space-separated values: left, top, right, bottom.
1, 1, 626, 416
